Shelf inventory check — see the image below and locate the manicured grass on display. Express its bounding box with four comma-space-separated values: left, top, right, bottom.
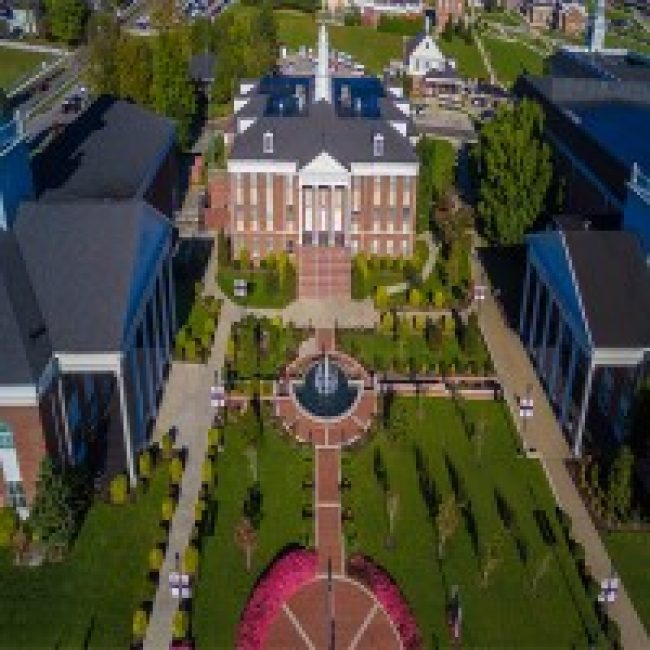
437, 34, 488, 80
217, 264, 297, 308
0, 46, 51, 91
606, 532, 650, 633
478, 9, 525, 27
343, 398, 603, 647
228, 315, 305, 378
482, 36, 545, 87
605, 32, 650, 55
276, 10, 404, 74
0, 468, 168, 648
192, 411, 311, 648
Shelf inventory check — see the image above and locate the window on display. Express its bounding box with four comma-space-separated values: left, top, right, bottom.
352, 177, 361, 212
250, 206, 258, 232
304, 187, 314, 231
386, 239, 394, 254
252, 238, 260, 258
389, 176, 397, 207
373, 177, 382, 206
351, 238, 359, 254
0, 424, 14, 449
235, 173, 244, 206
372, 238, 380, 254
6, 481, 27, 510
403, 177, 411, 205
263, 131, 274, 154
401, 239, 409, 256
266, 237, 274, 252
285, 174, 294, 206
373, 133, 384, 157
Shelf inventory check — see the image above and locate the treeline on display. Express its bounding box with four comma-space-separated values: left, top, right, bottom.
242, 0, 319, 12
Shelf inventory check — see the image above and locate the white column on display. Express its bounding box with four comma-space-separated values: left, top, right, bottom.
142, 314, 156, 417
539, 296, 553, 378
527, 277, 542, 352
560, 339, 578, 427
116, 361, 137, 487
573, 357, 595, 457
167, 256, 177, 336
129, 347, 145, 446
56, 374, 73, 462
519, 259, 532, 336
159, 268, 171, 366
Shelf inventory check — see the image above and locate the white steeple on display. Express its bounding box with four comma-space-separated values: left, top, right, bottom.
587, 0, 606, 52
315, 23, 331, 103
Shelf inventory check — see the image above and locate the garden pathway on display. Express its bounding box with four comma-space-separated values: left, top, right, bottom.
386, 232, 439, 296
472, 254, 650, 650
144, 297, 240, 649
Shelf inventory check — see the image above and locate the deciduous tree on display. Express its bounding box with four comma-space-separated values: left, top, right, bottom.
44, 0, 87, 43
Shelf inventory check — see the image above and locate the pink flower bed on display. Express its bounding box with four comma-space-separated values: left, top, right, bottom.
348, 554, 423, 650
236, 548, 317, 650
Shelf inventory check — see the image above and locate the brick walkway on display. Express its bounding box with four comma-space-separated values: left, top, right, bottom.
474, 255, 649, 650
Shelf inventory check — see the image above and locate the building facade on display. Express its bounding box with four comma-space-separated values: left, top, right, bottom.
226, 26, 419, 299
0, 99, 178, 515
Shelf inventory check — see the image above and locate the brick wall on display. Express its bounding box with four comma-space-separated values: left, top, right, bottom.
204, 169, 230, 232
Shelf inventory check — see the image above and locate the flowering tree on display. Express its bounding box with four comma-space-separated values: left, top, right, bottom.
236, 549, 317, 650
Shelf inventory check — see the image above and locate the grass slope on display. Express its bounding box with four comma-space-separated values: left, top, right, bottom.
0, 468, 167, 648
482, 36, 545, 87
606, 532, 650, 633
192, 413, 311, 648
344, 398, 602, 647
0, 46, 50, 91
276, 10, 403, 74
437, 34, 488, 80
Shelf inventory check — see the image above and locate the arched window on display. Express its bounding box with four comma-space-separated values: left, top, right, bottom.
0, 423, 14, 449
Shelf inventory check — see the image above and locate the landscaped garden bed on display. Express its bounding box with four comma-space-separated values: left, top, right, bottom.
191, 409, 312, 648
173, 294, 221, 363
337, 311, 492, 376
226, 315, 306, 380
341, 397, 610, 647
216, 232, 297, 308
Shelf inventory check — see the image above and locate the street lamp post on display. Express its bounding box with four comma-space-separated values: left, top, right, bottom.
519, 383, 534, 435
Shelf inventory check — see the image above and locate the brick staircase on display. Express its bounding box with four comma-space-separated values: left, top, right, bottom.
298, 245, 351, 299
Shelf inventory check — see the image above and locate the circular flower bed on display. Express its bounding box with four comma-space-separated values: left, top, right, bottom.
348, 554, 423, 650
236, 548, 317, 650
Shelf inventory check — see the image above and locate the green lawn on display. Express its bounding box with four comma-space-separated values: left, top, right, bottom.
192, 411, 311, 648
228, 315, 305, 378
482, 36, 545, 87
605, 32, 650, 55
217, 264, 297, 308
606, 532, 650, 633
437, 34, 488, 80
276, 10, 404, 74
0, 46, 51, 91
343, 398, 603, 647
478, 9, 525, 27
0, 468, 168, 648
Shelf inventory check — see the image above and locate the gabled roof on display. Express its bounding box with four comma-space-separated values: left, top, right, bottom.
563, 230, 650, 349
32, 96, 175, 202
12, 200, 171, 354
230, 99, 417, 167
0, 231, 52, 385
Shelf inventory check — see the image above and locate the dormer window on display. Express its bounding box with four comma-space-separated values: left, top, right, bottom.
373, 133, 384, 157
263, 131, 274, 154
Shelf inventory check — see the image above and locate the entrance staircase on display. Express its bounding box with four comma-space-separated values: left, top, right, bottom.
298, 246, 351, 299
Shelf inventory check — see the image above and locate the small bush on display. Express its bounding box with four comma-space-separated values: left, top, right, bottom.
161, 432, 173, 460
161, 497, 175, 523
182, 544, 199, 576
195, 499, 207, 524
109, 474, 128, 505
149, 546, 164, 573
138, 450, 152, 481
132, 607, 148, 641
172, 610, 189, 640
169, 456, 184, 486
201, 459, 214, 486
0, 507, 18, 547
208, 428, 220, 447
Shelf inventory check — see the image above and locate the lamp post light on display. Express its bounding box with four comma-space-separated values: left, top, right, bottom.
519, 383, 534, 435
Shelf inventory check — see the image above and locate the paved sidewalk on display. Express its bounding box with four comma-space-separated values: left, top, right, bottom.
474, 257, 649, 650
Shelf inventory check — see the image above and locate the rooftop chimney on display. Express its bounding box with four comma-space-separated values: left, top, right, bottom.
263, 130, 274, 154
373, 133, 384, 157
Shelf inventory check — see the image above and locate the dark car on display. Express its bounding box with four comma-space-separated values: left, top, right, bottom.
61, 94, 83, 113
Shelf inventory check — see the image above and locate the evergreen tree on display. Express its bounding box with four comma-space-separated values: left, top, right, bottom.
117, 36, 153, 106
86, 12, 121, 97
30, 458, 76, 549
473, 99, 552, 245
151, 31, 196, 146
44, 0, 88, 44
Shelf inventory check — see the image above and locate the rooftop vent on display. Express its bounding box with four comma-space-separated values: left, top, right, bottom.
263, 130, 274, 154
373, 132, 384, 157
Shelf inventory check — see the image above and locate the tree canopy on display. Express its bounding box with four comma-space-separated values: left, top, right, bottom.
44, 0, 88, 44
472, 99, 552, 245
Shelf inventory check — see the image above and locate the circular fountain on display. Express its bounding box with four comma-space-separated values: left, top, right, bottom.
293, 353, 360, 419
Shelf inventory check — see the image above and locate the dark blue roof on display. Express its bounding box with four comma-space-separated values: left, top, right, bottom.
565, 101, 650, 172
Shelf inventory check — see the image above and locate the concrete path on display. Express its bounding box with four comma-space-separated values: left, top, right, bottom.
472, 254, 649, 650
144, 281, 239, 649
386, 232, 438, 297
473, 31, 498, 87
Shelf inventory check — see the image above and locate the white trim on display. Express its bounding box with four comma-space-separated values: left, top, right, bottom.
57, 374, 73, 461
350, 162, 418, 176
0, 385, 38, 406
116, 362, 137, 487
228, 160, 297, 174
55, 352, 122, 374
592, 348, 648, 366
